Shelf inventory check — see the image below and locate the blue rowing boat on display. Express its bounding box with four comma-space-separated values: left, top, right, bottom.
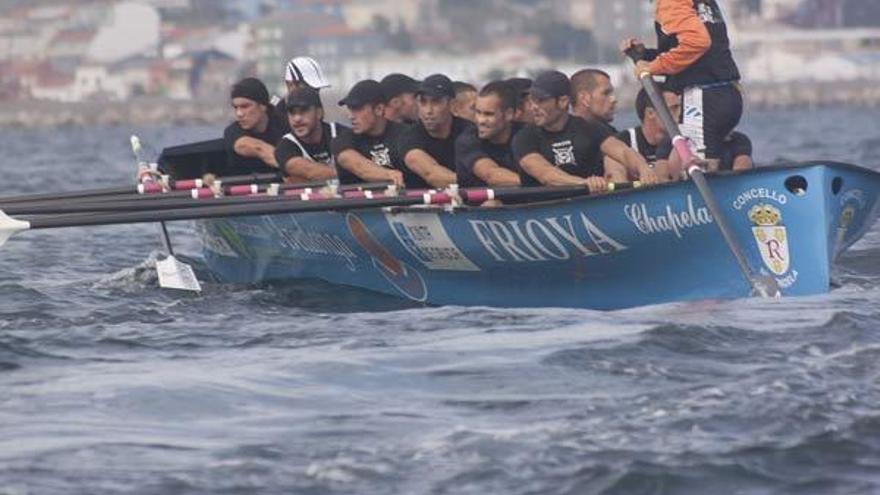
183, 159, 880, 310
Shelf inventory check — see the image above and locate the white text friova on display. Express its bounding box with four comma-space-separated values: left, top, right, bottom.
624, 194, 714, 239
468, 213, 627, 263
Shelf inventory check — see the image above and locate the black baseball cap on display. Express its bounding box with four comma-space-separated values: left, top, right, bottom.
416, 74, 455, 99
286, 86, 322, 110
530, 70, 570, 100
338, 80, 386, 108
380, 73, 420, 99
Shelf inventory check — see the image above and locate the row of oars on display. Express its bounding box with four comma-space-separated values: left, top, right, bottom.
0, 136, 639, 292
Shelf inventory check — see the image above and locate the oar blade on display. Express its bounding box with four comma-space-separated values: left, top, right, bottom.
156, 254, 202, 292
0, 210, 30, 247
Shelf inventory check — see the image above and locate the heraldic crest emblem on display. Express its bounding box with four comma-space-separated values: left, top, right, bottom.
749, 203, 789, 275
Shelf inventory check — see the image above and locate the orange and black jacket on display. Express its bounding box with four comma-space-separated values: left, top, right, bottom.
641, 0, 740, 91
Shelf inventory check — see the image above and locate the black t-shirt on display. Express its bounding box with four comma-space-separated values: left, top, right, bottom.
595, 119, 618, 135
719, 131, 752, 170
657, 131, 751, 170
455, 123, 522, 188
223, 111, 288, 175
398, 117, 474, 188
330, 120, 407, 185
618, 126, 659, 166
274, 122, 348, 175
512, 116, 613, 187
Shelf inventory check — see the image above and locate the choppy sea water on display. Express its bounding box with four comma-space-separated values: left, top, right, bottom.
0, 107, 879, 494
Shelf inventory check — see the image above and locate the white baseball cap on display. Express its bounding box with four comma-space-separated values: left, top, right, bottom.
284, 56, 330, 89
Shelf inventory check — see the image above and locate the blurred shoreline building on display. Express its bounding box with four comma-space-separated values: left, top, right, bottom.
1, 0, 880, 104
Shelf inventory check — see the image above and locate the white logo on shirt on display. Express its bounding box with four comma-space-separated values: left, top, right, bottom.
370, 145, 392, 168
551, 140, 575, 167
697, 2, 720, 23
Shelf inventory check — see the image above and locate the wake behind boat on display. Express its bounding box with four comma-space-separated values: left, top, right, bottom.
156, 139, 880, 310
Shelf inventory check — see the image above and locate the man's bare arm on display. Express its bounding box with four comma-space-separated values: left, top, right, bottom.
600, 137, 659, 184
234, 136, 278, 168
336, 150, 404, 186
403, 149, 456, 188
519, 153, 606, 192
732, 154, 753, 171
284, 157, 337, 183
472, 158, 521, 187
602, 156, 629, 182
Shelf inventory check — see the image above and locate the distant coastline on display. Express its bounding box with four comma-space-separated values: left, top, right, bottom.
0, 81, 878, 129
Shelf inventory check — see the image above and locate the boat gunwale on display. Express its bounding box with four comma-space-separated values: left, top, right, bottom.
377, 160, 877, 215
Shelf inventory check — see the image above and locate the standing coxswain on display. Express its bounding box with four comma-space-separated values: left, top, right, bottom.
622, 0, 743, 172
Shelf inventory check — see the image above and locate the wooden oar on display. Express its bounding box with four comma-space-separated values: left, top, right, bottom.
625, 48, 779, 298
131, 135, 201, 292
0, 171, 285, 206
3, 181, 396, 215
0, 178, 652, 248
462, 182, 640, 203
0, 191, 455, 247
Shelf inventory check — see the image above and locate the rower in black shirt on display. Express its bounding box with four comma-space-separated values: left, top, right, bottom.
331, 80, 405, 187
720, 131, 754, 171
274, 86, 345, 183
451, 81, 477, 123
223, 77, 286, 175
512, 71, 657, 191
398, 74, 474, 189
606, 87, 681, 181
506, 77, 535, 125
571, 68, 619, 133
455, 80, 521, 188
380, 73, 420, 125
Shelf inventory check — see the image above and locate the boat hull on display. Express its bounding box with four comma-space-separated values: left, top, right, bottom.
195, 162, 880, 310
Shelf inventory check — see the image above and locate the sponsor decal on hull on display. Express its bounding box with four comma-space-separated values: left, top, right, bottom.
386, 213, 480, 271
195, 221, 239, 258
468, 212, 626, 263
835, 189, 867, 258
625, 194, 713, 239
264, 215, 359, 270
347, 214, 427, 302
203, 220, 254, 258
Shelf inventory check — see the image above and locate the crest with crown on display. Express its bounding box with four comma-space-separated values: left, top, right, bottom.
748, 204, 782, 226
